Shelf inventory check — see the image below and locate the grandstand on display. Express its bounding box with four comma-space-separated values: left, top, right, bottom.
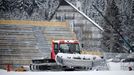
0, 20, 76, 68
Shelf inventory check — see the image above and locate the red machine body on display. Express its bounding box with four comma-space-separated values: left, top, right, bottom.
51, 40, 80, 60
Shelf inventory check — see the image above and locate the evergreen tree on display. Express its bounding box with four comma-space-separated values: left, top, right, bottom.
102, 0, 123, 52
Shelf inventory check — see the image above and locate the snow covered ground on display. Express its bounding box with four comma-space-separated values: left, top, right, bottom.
107, 59, 134, 71
0, 70, 134, 75
0, 62, 134, 75
108, 62, 121, 71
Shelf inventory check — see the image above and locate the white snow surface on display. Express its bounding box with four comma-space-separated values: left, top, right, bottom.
0, 70, 134, 75
107, 61, 134, 71
108, 62, 121, 71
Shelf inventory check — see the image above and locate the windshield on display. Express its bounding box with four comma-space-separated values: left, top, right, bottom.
59, 43, 80, 54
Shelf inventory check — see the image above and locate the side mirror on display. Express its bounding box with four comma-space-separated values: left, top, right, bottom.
81, 44, 84, 48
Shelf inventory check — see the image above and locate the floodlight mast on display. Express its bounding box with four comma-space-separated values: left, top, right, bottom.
65, 0, 104, 31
